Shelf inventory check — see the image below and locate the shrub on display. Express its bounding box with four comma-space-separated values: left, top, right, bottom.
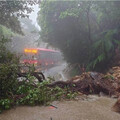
0, 36, 78, 113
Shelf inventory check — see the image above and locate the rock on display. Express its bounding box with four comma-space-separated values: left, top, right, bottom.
112, 98, 120, 113
99, 92, 106, 97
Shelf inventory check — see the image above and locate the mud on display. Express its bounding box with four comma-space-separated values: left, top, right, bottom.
0, 96, 120, 120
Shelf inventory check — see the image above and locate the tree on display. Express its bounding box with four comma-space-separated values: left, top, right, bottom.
0, 0, 39, 34
38, 0, 120, 71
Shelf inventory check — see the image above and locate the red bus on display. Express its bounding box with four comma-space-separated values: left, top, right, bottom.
21, 48, 62, 69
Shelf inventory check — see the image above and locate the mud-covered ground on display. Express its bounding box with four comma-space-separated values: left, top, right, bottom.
0, 96, 120, 120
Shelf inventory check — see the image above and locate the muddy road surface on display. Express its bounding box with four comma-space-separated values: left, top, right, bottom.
0, 96, 120, 120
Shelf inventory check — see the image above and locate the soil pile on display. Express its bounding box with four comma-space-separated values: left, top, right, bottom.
49, 72, 120, 96
112, 98, 120, 113
49, 70, 120, 113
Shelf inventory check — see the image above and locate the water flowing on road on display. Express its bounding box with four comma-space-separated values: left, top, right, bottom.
0, 96, 120, 120
43, 62, 68, 81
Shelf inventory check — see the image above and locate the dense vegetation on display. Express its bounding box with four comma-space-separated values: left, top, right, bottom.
38, 1, 120, 71
0, 36, 77, 113
0, 0, 77, 113
1, 0, 120, 113
0, 0, 38, 34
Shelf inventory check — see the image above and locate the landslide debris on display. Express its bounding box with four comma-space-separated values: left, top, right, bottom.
48, 67, 120, 114
48, 66, 120, 114
49, 71, 120, 97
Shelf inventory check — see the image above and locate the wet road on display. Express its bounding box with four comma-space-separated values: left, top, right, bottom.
1, 64, 120, 120
0, 96, 120, 120
43, 62, 67, 81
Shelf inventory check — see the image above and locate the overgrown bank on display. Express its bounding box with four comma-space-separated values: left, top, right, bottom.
38, 1, 120, 72
0, 38, 78, 113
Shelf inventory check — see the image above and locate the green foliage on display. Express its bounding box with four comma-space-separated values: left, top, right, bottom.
38, 1, 120, 71
66, 91, 77, 99
52, 86, 65, 99
0, 42, 78, 112
0, 3, 78, 113
38, 0, 91, 65
0, 78, 78, 113
0, 63, 19, 97
0, 99, 12, 112
87, 30, 118, 71
0, 0, 38, 34
0, 37, 19, 112
0, 36, 19, 98
0, 25, 14, 38
16, 80, 77, 106
69, 67, 80, 77
0, 36, 19, 63
60, 8, 79, 18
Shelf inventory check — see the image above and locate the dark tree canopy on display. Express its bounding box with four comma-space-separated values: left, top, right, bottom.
0, 0, 39, 34
38, 0, 120, 71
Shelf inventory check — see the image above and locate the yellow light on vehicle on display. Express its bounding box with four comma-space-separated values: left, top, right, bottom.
24, 49, 38, 53
32, 49, 37, 53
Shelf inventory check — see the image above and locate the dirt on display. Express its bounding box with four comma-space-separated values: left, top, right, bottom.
0, 96, 120, 120
48, 72, 120, 96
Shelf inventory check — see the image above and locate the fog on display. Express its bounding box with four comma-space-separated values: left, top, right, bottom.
1, 1, 120, 118
8, 5, 46, 53
1, 1, 120, 72
29, 4, 40, 31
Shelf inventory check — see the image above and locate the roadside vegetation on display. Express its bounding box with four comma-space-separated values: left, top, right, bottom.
0, 36, 77, 113
1, 0, 120, 114
38, 1, 120, 72
0, 34, 77, 114
0, 51, 77, 113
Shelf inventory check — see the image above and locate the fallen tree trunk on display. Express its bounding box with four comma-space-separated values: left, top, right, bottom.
48, 72, 120, 96
17, 72, 45, 82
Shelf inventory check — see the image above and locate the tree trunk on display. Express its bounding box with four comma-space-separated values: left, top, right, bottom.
86, 3, 93, 44
86, 7, 92, 44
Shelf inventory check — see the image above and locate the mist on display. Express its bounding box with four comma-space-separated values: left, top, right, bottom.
1, 1, 120, 118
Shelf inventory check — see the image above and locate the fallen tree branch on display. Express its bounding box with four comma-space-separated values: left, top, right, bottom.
48, 72, 120, 96
17, 71, 45, 82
